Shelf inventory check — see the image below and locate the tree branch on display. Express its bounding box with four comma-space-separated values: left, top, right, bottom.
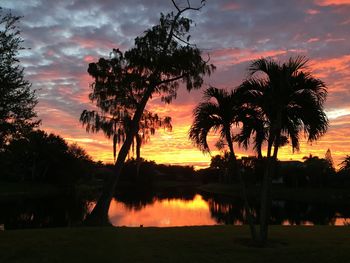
155, 74, 186, 86
171, 0, 181, 12
171, 0, 205, 13
165, 0, 205, 50
173, 33, 195, 46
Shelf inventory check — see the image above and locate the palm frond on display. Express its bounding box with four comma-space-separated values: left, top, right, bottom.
189, 101, 222, 152
248, 57, 279, 77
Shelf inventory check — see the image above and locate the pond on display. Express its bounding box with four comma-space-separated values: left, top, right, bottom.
105, 194, 218, 227
1, 190, 350, 229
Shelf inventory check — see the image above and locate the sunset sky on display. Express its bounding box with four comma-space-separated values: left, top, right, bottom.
3, 0, 350, 168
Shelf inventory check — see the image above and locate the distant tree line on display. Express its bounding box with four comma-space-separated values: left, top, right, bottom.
100, 158, 197, 186
203, 152, 350, 188
0, 129, 96, 185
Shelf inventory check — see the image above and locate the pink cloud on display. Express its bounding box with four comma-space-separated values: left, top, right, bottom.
310, 55, 350, 79
221, 3, 240, 11
83, 55, 95, 63
211, 48, 289, 68
16, 0, 350, 169
306, 9, 321, 15
71, 36, 119, 50
307, 37, 320, 43
315, 0, 350, 5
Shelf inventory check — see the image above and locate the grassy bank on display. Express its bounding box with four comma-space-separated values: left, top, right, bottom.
0, 226, 350, 262
199, 183, 350, 204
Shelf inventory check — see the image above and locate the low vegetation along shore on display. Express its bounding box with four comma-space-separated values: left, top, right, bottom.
1, 226, 350, 263
199, 183, 350, 205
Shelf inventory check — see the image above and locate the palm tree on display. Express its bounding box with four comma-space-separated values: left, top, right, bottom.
189, 86, 257, 240
234, 109, 266, 159
237, 56, 329, 244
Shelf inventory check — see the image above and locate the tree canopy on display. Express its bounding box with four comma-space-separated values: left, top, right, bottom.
0, 8, 39, 149
236, 56, 328, 158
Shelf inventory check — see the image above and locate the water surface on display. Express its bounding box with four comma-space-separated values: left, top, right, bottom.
107, 194, 218, 227
2, 191, 350, 229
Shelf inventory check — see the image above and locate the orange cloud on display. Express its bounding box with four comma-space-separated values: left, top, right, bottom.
274, 114, 350, 168
308, 55, 350, 104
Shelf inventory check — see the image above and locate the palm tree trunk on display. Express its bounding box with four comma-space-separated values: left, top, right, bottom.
258, 156, 273, 244
259, 127, 280, 245
266, 137, 273, 158
257, 146, 263, 160
136, 135, 141, 178
85, 86, 154, 226
272, 140, 279, 159
225, 129, 257, 242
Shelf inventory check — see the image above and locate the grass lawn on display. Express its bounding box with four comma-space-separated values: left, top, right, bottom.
1, 226, 350, 263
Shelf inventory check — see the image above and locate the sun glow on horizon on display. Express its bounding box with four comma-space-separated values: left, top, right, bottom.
69, 112, 350, 170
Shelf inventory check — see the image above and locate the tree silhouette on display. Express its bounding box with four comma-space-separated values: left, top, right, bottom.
81, 108, 172, 176
210, 153, 230, 170
302, 154, 332, 187
340, 155, 350, 175
0, 8, 39, 149
83, 0, 214, 225
189, 86, 257, 240
237, 56, 328, 244
1, 130, 93, 183
325, 148, 334, 170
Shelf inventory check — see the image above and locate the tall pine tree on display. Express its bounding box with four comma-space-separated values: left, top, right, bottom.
0, 8, 39, 149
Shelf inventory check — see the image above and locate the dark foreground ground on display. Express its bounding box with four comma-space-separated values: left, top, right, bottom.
1, 226, 350, 263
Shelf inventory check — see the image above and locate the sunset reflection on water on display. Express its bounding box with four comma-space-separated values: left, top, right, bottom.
108, 194, 218, 227
84, 193, 350, 227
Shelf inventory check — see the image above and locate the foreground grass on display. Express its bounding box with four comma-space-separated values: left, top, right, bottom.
1, 226, 350, 263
